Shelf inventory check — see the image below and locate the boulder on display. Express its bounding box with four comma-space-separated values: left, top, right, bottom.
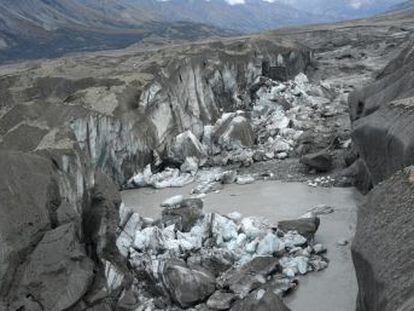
161, 198, 204, 232
160, 260, 216, 308
116, 213, 143, 257
169, 130, 207, 163
221, 170, 237, 184
278, 217, 320, 240
207, 291, 236, 310
0, 151, 59, 296
352, 168, 414, 311
220, 257, 280, 298
230, 289, 291, 311
180, 157, 199, 175
214, 113, 256, 149
300, 149, 333, 172
10, 223, 95, 311
189, 248, 234, 277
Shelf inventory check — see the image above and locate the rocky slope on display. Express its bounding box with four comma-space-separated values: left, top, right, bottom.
349, 39, 414, 192
352, 168, 414, 311
339, 10, 414, 311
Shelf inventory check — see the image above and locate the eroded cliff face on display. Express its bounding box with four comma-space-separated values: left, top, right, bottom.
352, 168, 414, 311
0, 36, 310, 310
349, 41, 414, 311
349, 41, 414, 192
0, 37, 311, 186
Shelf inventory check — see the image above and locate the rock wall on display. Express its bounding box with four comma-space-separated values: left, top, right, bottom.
0, 147, 128, 310
349, 41, 414, 192
350, 42, 414, 311
352, 168, 414, 311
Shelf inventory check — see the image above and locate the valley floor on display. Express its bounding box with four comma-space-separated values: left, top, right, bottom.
122, 180, 363, 311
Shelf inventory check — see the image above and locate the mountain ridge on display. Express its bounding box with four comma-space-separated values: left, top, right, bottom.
0, 0, 408, 63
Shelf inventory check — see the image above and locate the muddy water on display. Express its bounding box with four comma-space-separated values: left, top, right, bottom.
122, 180, 363, 311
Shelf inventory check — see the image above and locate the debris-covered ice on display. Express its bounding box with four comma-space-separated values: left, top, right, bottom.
116, 196, 329, 310
125, 72, 344, 191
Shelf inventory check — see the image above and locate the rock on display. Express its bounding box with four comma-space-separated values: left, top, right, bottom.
161, 198, 204, 232
278, 217, 320, 240
280, 231, 307, 248
129, 165, 194, 189
306, 204, 334, 216
116, 213, 143, 257
133, 226, 166, 253
10, 223, 95, 311
207, 291, 236, 310
261, 277, 298, 296
212, 213, 239, 244
214, 113, 256, 149
169, 130, 207, 163
300, 150, 333, 172
256, 232, 281, 256
161, 260, 216, 308
230, 289, 291, 311
236, 175, 255, 185
221, 170, 237, 184
227, 211, 243, 223
280, 256, 309, 276
337, 239, 349, 246
312, 243, 327, 254
117, 286, 140, 311
220, 257, 280, 298
104, 260, 125, 291
119, 202, 132, 228
352, 169, 414, 311
349, 42, 414, 190
241, 217, 269, 239
0, 151, 59, 296
188, 248, 234, 277
161, 195, 185, 208
180, 157, 199, 175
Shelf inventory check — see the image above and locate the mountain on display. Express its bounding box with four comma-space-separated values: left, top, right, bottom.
387, 0, 414, 11
0, 0, 408, 63
140, 0, 407, 29
0, 0, 235, 63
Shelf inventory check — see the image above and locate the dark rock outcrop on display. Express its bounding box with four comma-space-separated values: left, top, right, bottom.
352, 168, 414, 311
278, 217, 320, 240
219, 257, 280, 298
213, 113, 256, 149
349, 41, 414, 191
230, 289, 291, 311
10, 223, 95, 311
161, 260, 216, 308
300, 149, 333, 172
0, 151, 60, 297
207, 291, 237, 310
161, 198, 204, 232
0, 148, 127, 310
168, 130, 207, 164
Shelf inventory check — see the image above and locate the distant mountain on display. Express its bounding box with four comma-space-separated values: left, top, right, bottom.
387, 0, 414, 11
138, 0, 407, 30
0, 0, 408, 63
0, 0, 235, 63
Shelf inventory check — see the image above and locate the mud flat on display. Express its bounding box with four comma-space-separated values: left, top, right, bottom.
122, 180, 363, 311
